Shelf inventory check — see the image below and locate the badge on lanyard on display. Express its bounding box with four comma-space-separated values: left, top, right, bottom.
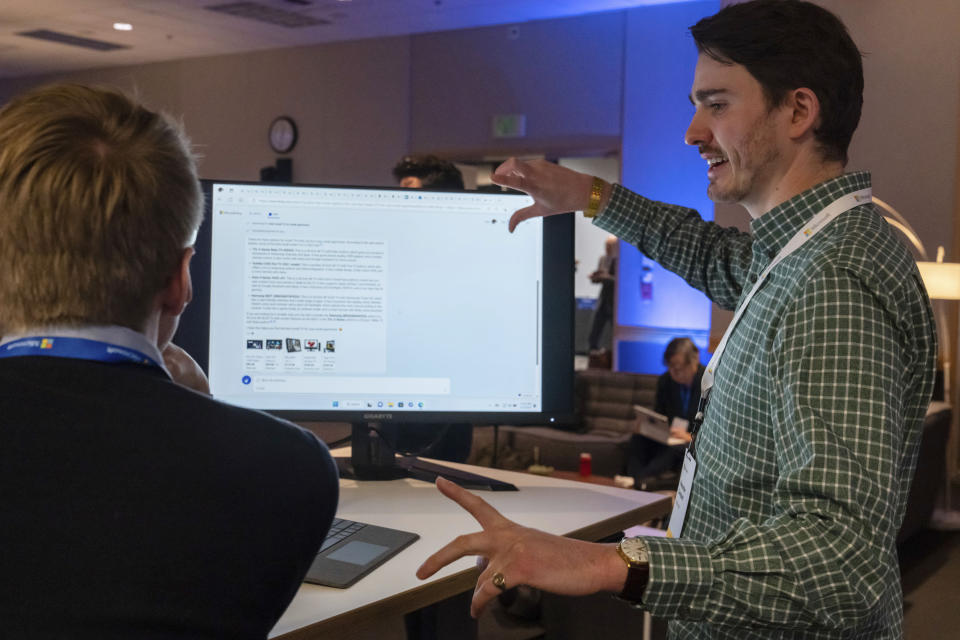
666, 450, 697, 538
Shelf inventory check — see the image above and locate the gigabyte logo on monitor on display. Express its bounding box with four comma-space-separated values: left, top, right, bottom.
363, 413, 393, 420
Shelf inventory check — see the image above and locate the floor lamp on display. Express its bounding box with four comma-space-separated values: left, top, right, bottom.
877, 196, 960, 530
917, 259, 960, 529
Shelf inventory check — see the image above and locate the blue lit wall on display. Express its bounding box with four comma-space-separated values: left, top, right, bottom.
617, 0, 720, 374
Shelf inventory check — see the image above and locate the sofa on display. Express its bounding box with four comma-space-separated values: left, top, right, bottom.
468, 369, 660, 477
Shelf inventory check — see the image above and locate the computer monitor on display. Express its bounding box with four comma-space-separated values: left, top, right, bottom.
176, 180, 574, 483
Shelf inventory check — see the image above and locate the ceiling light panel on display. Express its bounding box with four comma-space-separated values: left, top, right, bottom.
16, 29, 129, 51
205, 2, 331, 27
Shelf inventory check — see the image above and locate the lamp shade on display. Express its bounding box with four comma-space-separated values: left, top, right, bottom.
917, 262, 960, 300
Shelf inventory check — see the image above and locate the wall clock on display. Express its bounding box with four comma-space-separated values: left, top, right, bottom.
268, 116, 298, 154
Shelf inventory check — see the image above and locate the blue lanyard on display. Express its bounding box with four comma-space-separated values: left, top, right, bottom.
680, 386, 691, 414
0, 336, 163, 370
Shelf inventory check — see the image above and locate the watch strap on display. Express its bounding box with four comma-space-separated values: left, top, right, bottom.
619, 562, 650, 603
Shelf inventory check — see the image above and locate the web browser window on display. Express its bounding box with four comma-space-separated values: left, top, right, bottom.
208, 183, 543, 413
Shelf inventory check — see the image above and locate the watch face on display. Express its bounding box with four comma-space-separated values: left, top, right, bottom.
269, 116, 297, 154
620, 537, 649, 564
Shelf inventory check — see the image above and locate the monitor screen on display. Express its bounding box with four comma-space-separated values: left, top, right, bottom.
176, 180, 574, 425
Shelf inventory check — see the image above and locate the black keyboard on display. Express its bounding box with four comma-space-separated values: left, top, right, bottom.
320, 517, 367, 552
306, 517, 420, 588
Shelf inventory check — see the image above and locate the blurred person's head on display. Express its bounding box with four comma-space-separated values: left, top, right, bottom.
392, 154, 465, 190
0, 83, 202, 346
604, 235, 618, 256
663, 337, 700, 387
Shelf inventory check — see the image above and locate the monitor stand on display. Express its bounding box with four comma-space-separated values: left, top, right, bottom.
334, 422, 518, 491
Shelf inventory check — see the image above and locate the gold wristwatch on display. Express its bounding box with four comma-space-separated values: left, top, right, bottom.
583, 176, 605, 218
616, 536, 650, 603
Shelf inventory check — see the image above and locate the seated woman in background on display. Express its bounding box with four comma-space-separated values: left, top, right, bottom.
627, 337, 703, 489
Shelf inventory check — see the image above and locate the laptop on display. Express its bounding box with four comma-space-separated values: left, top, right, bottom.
304, 517, 420, 588
634, 405, 689, 446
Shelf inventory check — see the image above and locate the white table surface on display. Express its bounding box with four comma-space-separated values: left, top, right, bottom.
270, 459, 671, 639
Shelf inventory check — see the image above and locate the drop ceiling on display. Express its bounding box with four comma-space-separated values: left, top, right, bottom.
0, 0, 693, 79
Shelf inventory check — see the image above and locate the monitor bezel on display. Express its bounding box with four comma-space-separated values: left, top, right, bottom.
174, 179, 575, 426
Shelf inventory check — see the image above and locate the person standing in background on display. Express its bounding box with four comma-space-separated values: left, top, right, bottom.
588, 234, 618, 353
393, 154, 466, 190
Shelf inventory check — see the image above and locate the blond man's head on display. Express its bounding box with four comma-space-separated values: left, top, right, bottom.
0, 84, 202, 335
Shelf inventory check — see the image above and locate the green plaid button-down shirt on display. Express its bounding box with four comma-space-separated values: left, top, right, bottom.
596, 172, 936, 639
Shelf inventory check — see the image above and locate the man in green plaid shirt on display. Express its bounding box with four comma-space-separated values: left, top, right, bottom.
418, 1, 937, 638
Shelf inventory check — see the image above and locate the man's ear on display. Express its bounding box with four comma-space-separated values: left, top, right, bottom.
787, 87, 821, 141
159, 247, 194, 316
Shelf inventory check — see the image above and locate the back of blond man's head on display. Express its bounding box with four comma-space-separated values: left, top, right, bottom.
0, 84, 202, 335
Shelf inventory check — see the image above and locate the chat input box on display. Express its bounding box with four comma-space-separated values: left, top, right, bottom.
252, 376, 450, 395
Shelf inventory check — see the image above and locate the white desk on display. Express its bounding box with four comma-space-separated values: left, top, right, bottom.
270, 460, 672, 640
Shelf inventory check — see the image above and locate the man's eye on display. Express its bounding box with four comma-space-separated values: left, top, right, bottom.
708, 102, 726, 112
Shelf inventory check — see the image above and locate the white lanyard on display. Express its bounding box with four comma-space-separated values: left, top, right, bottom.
700, 188, 872, 397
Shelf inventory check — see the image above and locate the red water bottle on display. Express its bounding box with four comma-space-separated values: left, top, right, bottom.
579, 452, 592, 478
